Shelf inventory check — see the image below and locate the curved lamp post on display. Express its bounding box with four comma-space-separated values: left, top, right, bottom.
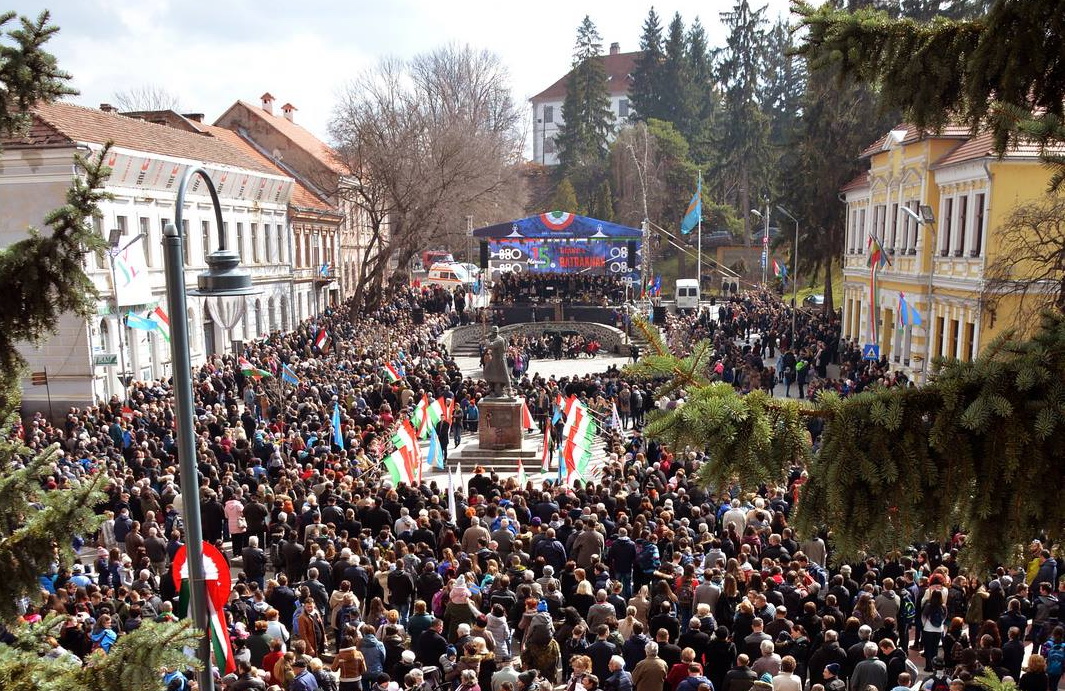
163, 167, 259, 691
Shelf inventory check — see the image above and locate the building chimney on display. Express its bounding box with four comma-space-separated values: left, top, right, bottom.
609, 42, 620, 55
183, 113, 204, 123
281, 103, 297, 123
99, 103, 117, 113
261, 92, 275, 115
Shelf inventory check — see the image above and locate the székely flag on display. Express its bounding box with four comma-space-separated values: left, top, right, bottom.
426, 425, 445, 470
238, 357, 272, 379
680, 174, 702, 235
125, 312, 157, 331
897, 292, 923, 327
281, 364, 299, 385
332, 402, 344, 449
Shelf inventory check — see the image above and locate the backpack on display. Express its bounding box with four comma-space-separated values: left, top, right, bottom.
637, 543, 661, 574
1047, 642, 1065, 676
928, 674, 950, 691
926, 604, 946, 628
900, 591, 916, 624
526, 611, 553, 646
431, 588, 448, 617
677, 578, 696, 607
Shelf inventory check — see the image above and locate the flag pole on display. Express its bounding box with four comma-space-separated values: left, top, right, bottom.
696, 170, 702, 291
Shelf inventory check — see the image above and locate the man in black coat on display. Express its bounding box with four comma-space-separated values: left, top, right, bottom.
241, 535, 268, 590
267, 574, 299, 628
808, 630, 849, 682
415, 618, 450, 666
588, 624, 619, 682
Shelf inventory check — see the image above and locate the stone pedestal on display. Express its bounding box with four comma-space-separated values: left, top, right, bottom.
478, 398, 523, 450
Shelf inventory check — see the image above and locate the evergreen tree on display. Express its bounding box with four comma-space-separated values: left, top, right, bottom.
795, 0, 1065, 188
712, 0, 771, 245
628, 7, 665, 123
555, 15, 614, 189
658, 13, 692, 132
549, 177, 581, 214
0, 10, 200, 689
627, 309, 1065, 570
590, 179, 615, 222
683, 17, 720, 164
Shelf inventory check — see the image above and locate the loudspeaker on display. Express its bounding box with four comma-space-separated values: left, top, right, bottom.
479, 242, 489, 269
627, 240, 637, 269
412, 308, 424, 325
652, 306, 667, 323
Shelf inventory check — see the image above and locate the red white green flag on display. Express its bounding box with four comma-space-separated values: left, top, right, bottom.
171, 542, 236, 675
520, 398, 535, 430
385, 419, 421, 485
562, 400, 596, 485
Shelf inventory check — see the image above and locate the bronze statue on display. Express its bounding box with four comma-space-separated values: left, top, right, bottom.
482, 325, 511, 398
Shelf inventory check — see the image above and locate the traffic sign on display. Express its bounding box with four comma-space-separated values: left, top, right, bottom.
862, 343, 880, 361
30, 371, 48, 386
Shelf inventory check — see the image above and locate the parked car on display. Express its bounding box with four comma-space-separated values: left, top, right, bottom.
803, 294, 825, 309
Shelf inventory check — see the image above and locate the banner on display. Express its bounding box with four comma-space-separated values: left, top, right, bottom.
487, 239, 640, 279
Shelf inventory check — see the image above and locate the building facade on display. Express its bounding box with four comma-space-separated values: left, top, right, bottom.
841, 124, 1057, 381
0, 102, 298, 411
530, 43, 638, 166
214, 94, 374, 302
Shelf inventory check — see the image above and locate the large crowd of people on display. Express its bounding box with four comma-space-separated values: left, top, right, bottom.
5, 280, 1061, 691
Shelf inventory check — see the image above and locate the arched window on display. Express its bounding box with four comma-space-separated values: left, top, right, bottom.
254, 300, 263, 337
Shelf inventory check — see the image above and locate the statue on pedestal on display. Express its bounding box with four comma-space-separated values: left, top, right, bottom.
482, 326, 511, 398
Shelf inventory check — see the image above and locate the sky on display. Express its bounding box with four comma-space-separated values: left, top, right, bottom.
10, 0, 794, 148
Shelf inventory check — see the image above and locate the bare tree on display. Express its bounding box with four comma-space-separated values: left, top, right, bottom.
330, 44, 526, 309
112, 84, 182, 112
982, 194, 1065, 328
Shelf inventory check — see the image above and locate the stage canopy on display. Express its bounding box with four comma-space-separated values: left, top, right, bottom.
473, 211, 642, 240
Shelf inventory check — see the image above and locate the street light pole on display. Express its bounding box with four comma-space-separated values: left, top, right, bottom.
106, 231, 147, 403
164, 167, 259, 691
776, 206, 799, 347
902, 205, 937, 383
751, 207, 770, 286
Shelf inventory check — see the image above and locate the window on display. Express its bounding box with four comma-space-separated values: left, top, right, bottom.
276, 225, 285, 263
139, 217, 152, 267
543, 105, 554, 123
889, 203, 898, 250
956, 196, 967, 255
935, 316, 945, 358
201, 220, 211, 263
941, 198, 953, 255
236, 222, 244, 258
949, 319, 960, 359
973, 193, 985, 257
255, 223, 264, 264
544, 137, 556, 155
858, 209, 867, 253
964, 322, 976, 361
618, 99, 630, 118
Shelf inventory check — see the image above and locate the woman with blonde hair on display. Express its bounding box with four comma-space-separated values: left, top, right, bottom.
628, 585, 652, 627
1019, 653, 1048, 691
566, 654, 594, 691
618, 606, 640, 640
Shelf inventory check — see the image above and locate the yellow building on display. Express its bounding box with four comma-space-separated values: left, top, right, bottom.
840, 125, 1056, 381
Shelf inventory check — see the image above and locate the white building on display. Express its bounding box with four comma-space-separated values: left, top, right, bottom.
0, 101, 312, 412
530, 42, 639, 165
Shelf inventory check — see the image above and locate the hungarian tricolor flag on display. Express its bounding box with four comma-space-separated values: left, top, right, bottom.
172, 542, 236, 675
238, 356, 272, 379
561, 398, 597, 485
314, 328, 332, 354
385, 419, 420, 485
541, 427, 552, 472
413, 394, 445, 438
520, 398, 535, 430
148, 306, 171, 342
516, 457, 527, 486
383, 362, 403, 383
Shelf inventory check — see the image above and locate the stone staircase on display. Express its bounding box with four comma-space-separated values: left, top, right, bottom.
437, 427, 612, 483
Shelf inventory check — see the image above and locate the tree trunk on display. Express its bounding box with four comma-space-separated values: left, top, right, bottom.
822, 257, 835, 315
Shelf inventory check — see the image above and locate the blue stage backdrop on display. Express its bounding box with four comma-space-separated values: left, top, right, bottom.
473, 212, 642, 281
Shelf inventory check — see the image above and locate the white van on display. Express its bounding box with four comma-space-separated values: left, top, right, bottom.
675, 279, 700, 311
424, 262, 478, 289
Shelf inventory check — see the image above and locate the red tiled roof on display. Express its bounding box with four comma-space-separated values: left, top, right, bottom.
859, 123, 973, 158
930, 131, 1061, 168
13, 101, 280, 175
201, 122, 341, 218
531, 50, 640, 101
840, 171, 870, 193
221, 101, 349, 175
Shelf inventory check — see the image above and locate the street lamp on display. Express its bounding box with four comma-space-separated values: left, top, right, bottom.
163, 167, 259, 691
776, 205, 799, 347
106, 230, 147, 403
750, 206, 770, 286
901, 204, 936, 382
